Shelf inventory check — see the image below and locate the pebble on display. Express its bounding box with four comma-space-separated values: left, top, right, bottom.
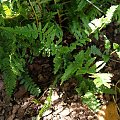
88, 115, 94, 120
71, 102, 77, 108
60, 108, 70, 116
54, 105, 63, 115
43, 109, 52, 117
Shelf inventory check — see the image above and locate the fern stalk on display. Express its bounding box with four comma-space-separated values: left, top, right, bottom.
28, 0, 39, 26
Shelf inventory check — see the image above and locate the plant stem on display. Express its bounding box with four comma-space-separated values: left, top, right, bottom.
28, 0, 39, 27
54, 0, 62, 26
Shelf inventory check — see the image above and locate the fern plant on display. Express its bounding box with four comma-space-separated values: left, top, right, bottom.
0, 14, 58, 96
0, 22, 58, 96
0, 0, 120, 113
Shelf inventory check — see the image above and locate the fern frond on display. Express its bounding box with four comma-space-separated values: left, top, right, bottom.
9, 54, 25, 76
20, 73, 41, 96
3, 69, 17, 96
61, 50, 84, 83
2, 57, 17, 96
15, 23, 38, 39
53, 53, 62, 74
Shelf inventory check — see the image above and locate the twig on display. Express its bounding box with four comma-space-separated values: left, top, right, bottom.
114, 80, 120, 114
28, 0, 39, 27
86, 0, 104, 14
113, 96, 120, 114
54, 0, 62, 26
110, 58, 120, 63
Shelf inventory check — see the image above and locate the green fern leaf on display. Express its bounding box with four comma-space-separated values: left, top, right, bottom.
90, 45, 102, 56
53, 53, 62, 74
20, 73, 41, 96
61, 62, 77, 84
90, 73, 113, 88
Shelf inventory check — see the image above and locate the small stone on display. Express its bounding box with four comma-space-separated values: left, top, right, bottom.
71, 103, 76, 108
60, 108, 70, 116
72, 111, 76, 116
74, 95, 78, 101
54, 106, 63, 115
64, 116, 71, 120
43, 109, 52, 117
52, 116, 60, 120
21, 101, 30, 109
78, 115, 86, 120
88, 116, 93, 120
51, 91, 59, 102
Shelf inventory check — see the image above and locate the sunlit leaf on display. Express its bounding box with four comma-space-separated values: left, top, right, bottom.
90, 73, 113, 88
116, 52, 120, 58
89, 5, 118, 33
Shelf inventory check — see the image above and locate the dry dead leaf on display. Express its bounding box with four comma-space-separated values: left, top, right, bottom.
97, 102, 120, 120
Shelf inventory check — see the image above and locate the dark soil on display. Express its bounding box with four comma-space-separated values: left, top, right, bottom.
0, 75, 98, 120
